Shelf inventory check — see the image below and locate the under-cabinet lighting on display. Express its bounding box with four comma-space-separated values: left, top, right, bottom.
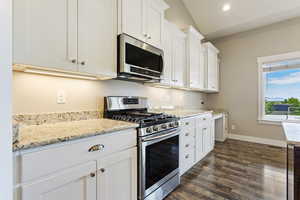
24, 69, 98, 80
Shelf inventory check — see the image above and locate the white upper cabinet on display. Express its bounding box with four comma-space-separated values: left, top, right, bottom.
78, 0, 117, 78
14, 0, 118, 78
185, 26, 205, 90
203, 42, 220, 92
13, 0, 78, 72
172, 29, 187, 88
160, 20, 173, 86
118, 0, 168, 48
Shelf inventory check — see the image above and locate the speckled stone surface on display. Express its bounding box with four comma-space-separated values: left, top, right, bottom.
282, 122, 300, 146
150, 109, 213, 119
13, 119, 138, 152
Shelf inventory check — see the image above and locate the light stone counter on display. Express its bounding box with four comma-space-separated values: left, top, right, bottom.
150, 109, 213, 119
282, 122, 300, 146
13, 119, 138, 152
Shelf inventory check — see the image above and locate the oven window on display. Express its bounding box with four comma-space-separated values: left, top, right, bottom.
126, 43, 163, 72
145, 135, 179, 190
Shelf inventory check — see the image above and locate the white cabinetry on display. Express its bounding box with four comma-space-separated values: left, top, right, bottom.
179, 113, 214, 175
14, 129, 137, 200
21, 162, 97, 200
98, 148, 137, 200
160, 21, 186, 88
185, 26, 205, 90
203, 42, 220, 92
118, 0, 168, 48
14, 0, 117, 78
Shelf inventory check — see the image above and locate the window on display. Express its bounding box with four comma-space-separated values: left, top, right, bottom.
258, 52, 300, 123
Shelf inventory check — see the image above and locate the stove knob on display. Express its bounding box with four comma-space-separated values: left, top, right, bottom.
161, 124, 167, 129
169, 123, 174, 128
146, 127, 152, 133
175, 121, 179, 127
153, 126, 159, 132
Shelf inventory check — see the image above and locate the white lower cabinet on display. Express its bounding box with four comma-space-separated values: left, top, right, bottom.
22, 161, 97, 200
14, 129, 137, 200
98, 148, 137, 200
180, 113, 214, 175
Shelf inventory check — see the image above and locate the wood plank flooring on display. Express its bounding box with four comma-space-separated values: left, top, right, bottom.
166, 139, 287, 200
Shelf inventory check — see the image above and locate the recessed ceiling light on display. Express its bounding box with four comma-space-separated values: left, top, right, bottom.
222, 3, 231, 12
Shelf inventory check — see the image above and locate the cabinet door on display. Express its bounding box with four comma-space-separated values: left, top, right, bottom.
195, 124, 205, 163
22, 161, 97, 200
203, 125, 212, 155
187, 35, 202, 89
210, 120, 215, 151
78, 0, 117, 78
119, 0, 145, 42
160, 21, 173, 86
145, 0, 164, 48
14, 0, 78, 72
172, 35, 186, 88
98, 148, 137, 200
207, 49, 219, 91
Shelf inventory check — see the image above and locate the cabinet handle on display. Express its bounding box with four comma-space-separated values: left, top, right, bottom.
185, 133, 189, 137
70, 59, 77, 64
100, 168, 105, 173
90, 172, 96, 178
185, 122, 189, 125
88, 144, 105, 152
185, 154, 189, 159
203, 118, 206, 121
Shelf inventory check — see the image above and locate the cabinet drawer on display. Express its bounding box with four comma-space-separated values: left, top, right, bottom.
180, 147, 195, 174
17, 129, 137, 183
181, 117, 195, 128
197, 113, 212, 122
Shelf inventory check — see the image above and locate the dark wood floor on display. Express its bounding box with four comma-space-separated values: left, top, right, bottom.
166, 139, 287, 200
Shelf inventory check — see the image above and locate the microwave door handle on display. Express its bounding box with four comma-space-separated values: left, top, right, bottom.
142, 129, 180, 142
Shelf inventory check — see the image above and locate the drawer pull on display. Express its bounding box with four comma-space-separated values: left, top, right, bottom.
185, 144, 190, 148
203, 118, 206, 121
90, 172, 96, 178
203, 128, 207, 131
185, 154, 189, 159
88, 144, 105, 152
185, 133, 190, 137
185, 122, 189, 125
100, 168, 105, 173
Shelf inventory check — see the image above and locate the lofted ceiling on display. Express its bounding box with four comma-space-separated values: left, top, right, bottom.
182, 0, 300, 39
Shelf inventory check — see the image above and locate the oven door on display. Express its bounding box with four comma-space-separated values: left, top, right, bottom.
118, 34, 164, 81
139, 129, 180, 199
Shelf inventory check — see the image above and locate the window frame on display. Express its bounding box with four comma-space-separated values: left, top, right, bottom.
257, 51, 300, 125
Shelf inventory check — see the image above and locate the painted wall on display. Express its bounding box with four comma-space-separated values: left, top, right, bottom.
208, 17, 300, 141
0, 0, 13, 198
12, 0, 205, 115
164, 0, 197, 30
13, 72, 206, 114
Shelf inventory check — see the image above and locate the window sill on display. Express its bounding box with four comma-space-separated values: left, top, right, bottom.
258, 116, 300, 126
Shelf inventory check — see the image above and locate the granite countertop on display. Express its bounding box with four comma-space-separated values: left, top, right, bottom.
13, 119, 139, 152
150, 109, 213, 119
282, 122, 300, 146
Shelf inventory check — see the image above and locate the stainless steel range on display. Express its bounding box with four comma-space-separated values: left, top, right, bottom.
104, 96, 180, 200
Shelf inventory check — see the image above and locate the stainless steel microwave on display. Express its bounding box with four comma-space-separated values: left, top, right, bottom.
118, 34, 164, 82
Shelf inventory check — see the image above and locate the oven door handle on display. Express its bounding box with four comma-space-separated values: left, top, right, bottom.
142, 129, 180, 142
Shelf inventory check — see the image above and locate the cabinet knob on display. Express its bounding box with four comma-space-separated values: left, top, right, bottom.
88, 144, 105, 152
203, 128, 207, 130
185, 133, 189, 137
203, 118, 206, 121
90, 172, 96, 178
100, 168, 105, 173
185, 154, 189, 159
80, 61, 86, 66
185, 144, 190, 148
148, 35, 151, 39
185, 122, 189, 125
71, 59, 77, 64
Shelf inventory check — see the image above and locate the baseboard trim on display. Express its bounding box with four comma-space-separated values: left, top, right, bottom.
228, 133, 286, 147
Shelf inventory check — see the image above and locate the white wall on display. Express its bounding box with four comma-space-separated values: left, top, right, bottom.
208, 17, 300, 141
0, 0, 13, 198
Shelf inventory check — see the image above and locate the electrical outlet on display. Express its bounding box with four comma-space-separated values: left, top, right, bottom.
231, 125, 236, 130
57, 90, 66, 104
